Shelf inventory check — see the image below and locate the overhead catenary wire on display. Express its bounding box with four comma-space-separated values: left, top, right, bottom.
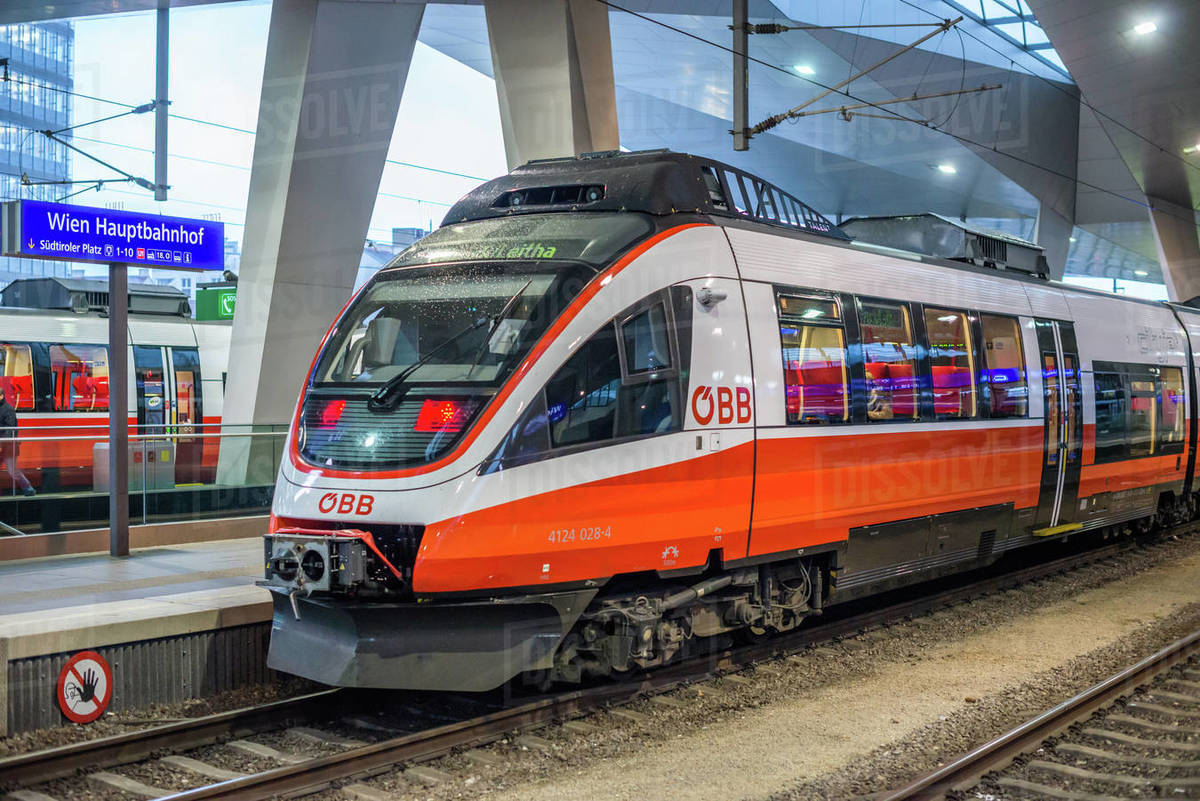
593, 0, 1199, 228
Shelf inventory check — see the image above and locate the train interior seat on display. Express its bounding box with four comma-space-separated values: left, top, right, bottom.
865, 361, 917, 417
785, 361, 847, 420
931, 365, 971, 416
0, 374, 33, 409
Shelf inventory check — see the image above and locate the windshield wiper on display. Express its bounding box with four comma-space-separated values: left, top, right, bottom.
465, 279, 533, 380
367, 316, 488, 411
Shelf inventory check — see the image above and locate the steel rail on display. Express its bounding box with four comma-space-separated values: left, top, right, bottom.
155, 536, 1153, 801
0, 689, 347, 788
879, 628, 1200, 801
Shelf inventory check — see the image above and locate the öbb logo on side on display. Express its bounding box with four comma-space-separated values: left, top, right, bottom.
318, 492, 374, 515
690, 385, 751, 425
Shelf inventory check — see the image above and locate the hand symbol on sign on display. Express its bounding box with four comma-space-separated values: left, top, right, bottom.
78, 668, 99, 704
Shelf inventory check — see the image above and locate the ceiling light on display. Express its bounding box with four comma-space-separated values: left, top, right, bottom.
1133, 21, 1157, 34
1069, 236, 1077, 242
793, 64, 815, 75
936, 163, 957, 174
1134, 269, 1149, 277
1185, 143, 1200, 154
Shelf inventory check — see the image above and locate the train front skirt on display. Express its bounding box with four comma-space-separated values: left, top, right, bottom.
265, 587, 599, 691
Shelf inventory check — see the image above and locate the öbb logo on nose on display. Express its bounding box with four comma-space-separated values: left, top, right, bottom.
690, 385, 751, 425
318, 492, 374, 515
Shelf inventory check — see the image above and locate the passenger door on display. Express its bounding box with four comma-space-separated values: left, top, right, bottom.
1034, 320, 1082, 533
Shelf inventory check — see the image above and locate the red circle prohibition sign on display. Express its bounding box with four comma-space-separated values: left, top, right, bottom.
56, 650, 113, 724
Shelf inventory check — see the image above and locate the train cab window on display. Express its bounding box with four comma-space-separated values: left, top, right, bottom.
0, 344, 34, 410
1159, 366, 1185, 450
488, 289, 689, 467
545, 324, 621, 448
49, 344, 108, 412
980, 314, 1028, 417
858, 300, 919, 421
924, 308, 978, 419
1129, 378, 1158, 457
778, 294, 848, 424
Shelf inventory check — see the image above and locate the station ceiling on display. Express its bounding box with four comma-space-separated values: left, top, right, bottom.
5, 0, 1195, 286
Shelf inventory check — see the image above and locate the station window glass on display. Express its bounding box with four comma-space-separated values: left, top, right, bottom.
0, 344, 34, 410
1159, 366, 1185, 450
778, 294, 848, 424
924, 308, 977, 419
979, 314, 1027, 417
50, 344, 108, 412
858, 299, 919, 421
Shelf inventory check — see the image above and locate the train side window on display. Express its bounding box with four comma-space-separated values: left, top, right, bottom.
49, 344, 109, 412
620, 303, 672, 374
0, 344, 35, 410
1093, 372, 1128, 462
545, 323, 621, 448
924, 308, 978, 419
979, 314, 1028, 417
858, 299, 919, 421
1158, 366, 1185, 451
778, 294, 848, 424
1128, 377, 1158, 457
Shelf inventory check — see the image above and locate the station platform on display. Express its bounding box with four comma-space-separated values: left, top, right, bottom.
0, 537, 275, 735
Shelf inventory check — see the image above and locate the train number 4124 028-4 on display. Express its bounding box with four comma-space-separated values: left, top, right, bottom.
548, 526, 612, 544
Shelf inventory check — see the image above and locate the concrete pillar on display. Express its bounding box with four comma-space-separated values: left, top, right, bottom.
218, 0, 424, 484
1148, 197, 1200, 304
484, 0, 619, 169
1033, 201, 1073, 281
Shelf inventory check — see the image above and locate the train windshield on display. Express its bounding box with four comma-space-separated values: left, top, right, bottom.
313, 260, 595, 388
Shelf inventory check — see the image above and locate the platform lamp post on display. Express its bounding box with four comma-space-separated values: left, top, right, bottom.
2, 201, 224, 557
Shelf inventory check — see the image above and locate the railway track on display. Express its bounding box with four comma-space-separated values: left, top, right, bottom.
1, 530, 1191, 801
881, 628, 1200, 801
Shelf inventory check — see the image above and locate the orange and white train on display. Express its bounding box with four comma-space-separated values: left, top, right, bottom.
261, 151, 1198, 691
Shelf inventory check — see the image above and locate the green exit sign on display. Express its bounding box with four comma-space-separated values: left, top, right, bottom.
196, 285, 236, 320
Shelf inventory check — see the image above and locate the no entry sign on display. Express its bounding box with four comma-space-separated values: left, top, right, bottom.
56, 651, 113, 724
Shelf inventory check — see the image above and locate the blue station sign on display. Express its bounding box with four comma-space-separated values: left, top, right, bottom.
2, 199, 225, 271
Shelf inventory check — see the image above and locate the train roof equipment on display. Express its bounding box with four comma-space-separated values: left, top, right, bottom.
442, 149, 848, 240
838, 213, 1049, 278
0, 277, 192, 317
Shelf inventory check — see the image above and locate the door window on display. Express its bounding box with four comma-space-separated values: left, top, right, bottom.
171, 347, 203, 436
134, 345, 166, 430
1043, 353, 1059, 465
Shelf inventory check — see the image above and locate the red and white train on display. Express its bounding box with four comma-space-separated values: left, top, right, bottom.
0, 285, 229, 491
261, 151, 1196, 691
